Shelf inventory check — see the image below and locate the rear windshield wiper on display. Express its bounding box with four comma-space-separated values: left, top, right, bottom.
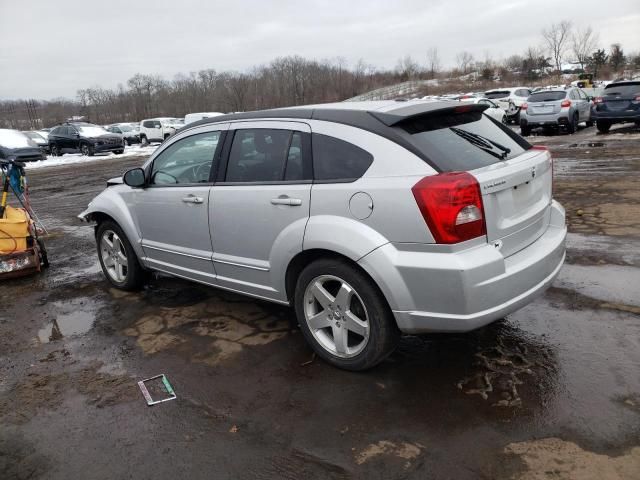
450, 127, 511, 160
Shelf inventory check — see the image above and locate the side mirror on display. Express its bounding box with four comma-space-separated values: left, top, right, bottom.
123, 168, 146, 188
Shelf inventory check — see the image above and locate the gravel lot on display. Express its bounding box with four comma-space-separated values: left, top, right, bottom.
1, 123, 639, 479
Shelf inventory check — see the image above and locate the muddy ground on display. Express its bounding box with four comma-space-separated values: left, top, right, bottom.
1, 124, 639, 479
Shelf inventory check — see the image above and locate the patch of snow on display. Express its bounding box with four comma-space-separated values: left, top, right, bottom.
24, 144, 158, 170
0, 129, 34, 148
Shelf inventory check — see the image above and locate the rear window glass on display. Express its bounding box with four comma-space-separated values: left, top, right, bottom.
527, 91, 566, 102
398, 113, 529, 172
484, 91, 510, 99
312, 134, 373, 181
603, 82, 640, 96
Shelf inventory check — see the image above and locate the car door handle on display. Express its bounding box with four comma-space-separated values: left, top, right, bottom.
182, 195, 204, 204
271, 197, 302, 206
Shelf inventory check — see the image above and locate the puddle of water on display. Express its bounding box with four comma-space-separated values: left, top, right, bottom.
556, 263, 640, 308
567, 233, 640, 266
568, 142, 605, 148
37, 299, 99, 343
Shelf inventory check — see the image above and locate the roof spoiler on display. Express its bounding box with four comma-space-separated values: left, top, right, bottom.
369, 103, 488, 127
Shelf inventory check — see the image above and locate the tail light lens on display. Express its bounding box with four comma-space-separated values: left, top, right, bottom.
560, 99, 571, 108
412, 172, 486, 244
521, 103, 528, 110
531, 145, 553, 196
593, 97, 604, 104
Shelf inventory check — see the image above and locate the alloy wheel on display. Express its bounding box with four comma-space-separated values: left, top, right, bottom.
303, 275, 370, 358
100, 230, 128, 283
81, 144, 90, 156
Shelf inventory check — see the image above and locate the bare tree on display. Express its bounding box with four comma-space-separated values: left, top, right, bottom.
395, 55, 421, 80
455, 51, 474, 74
425, 47, 440, 79
542, 20, 572, 75
572, 26, 599, 70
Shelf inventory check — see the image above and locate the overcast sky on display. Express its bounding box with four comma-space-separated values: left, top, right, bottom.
1, 0, 638, 100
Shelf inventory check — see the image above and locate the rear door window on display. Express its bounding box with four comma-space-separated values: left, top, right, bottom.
398, 112, 529, 172
312, 134, 373, 181
225, 129, 299, 183
485, 90, 510, 99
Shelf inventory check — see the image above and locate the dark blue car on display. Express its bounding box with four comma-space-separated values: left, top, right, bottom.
591, 81, 640, 133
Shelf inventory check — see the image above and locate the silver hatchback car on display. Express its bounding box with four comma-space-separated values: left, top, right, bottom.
520, 87, 593, 136
80, 101, 566, 370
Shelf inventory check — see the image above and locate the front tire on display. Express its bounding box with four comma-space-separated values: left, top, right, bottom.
140, 135, 149, 146
596, 120, 611, 133
50, 144, 61, 156
114, 149, 124, 155
294, 258, 399, 371
520, 125, 531, 137
96, 221, 147, 290
80, 143, 94, 156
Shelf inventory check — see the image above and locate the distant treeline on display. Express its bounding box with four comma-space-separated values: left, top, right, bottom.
2, 29, 638, 130
0, 56, 401, 129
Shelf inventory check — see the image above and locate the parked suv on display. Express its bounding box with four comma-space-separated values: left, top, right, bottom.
484, 87, 532, 123
520, 87, 593, 136
48, 122, 124, 156
591, 81, 640, 133
80, 101, 566, 370
106, 123, 141, 146
139, 118, 178, 144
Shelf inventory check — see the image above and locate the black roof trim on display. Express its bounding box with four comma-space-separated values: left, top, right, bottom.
179, 102, 491, 173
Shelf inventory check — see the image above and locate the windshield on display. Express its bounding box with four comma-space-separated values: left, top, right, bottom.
0, 129, 35, 149
603, 82, 640, 96
78, 126, 108, 137
485, 91, 510, 99
398, 113, 529, 171
24, 132, 46, 141
527, 91, 566, 102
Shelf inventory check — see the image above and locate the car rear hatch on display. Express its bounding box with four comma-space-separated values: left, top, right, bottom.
597, 82, 640, 113
384, 103, 552, 256
526, 91, 566, 116
471, 148, 552, 256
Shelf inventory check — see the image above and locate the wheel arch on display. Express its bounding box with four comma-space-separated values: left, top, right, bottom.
284, 248, 395, 317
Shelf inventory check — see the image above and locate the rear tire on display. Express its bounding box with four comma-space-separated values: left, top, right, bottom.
96, 221, 147, 291
140, 135, 149, 146
114, 149, 124, 155
596, 120, 611, 133
567, 113, 578, 134
520, 125, 531, 137
294, 258, 399, 371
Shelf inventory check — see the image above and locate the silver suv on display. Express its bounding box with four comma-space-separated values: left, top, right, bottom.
80, 101, 566, 370
520, 87, 593, 136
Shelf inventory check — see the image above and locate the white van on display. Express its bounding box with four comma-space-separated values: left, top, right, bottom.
184, 112, 224, 125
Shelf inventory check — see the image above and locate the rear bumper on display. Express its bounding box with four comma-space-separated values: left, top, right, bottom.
359, 201, 566, 333
591, 110, 640, 122
521, 112, 569, 127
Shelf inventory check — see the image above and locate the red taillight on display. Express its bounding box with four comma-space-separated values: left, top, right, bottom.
521, 102, 528, 110
560, 99, 571, 108
531, 145, 553, 196
594, 97, 604, 104
412, 172, 486, 244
